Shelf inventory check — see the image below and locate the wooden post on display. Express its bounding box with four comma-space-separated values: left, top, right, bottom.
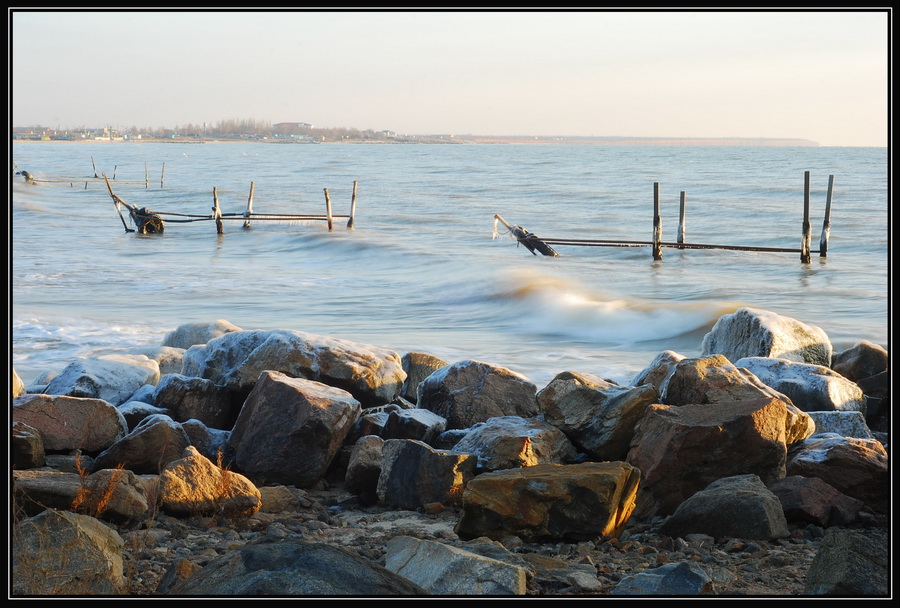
347, 180, 358, 228
677, 191, 686, 249
819, 174, 834, 257
91, 156, 99, 178
212, 187, 224, 234
652, 182, 662, 260
324, 188, 333, 231
113, 165, 118, 180
243, 181, 256, 228
144, 162, 148, 189
161, 162, 166, 189
800, 171, 811, 263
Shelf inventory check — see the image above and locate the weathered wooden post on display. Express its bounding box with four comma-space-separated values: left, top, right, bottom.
652, 182, 662, 260
324, 188, 333, 231
212, 187, 224, 234
800, 171, 811, 263
819, 174, 834, 257
348, 180, 358, 228
160, 162, 166, 189
243, 181, 256, 228
677, 191, 686, 249
144, 162, 149, 189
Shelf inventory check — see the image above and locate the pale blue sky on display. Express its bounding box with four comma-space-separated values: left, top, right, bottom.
10, 9, 890, 147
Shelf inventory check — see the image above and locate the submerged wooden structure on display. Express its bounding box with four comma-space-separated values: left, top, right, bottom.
494, 171, 835, 264
17, 158, 166, 189
103, 175, 358, 235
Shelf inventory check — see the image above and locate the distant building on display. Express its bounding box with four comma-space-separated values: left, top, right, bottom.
274, 122, 314, 133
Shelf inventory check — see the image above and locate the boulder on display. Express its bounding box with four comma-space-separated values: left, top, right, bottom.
401, 351, 449, 404
127, 345, 186, 375
12, 509, 126, 595
227, 371, 360, 488
382, 408, 447, 444
385, 536, 528, 595
13, 368, 26, 398
42, 354, 161, 406
658, 474, 790, 541
455, 461, 640, 543
803, 528, 889, 596
12, 421, 45, 469
181, 418, 232, 463
450, 415, 578, 472
345, 435, 385, 505
181, 329, 405, 407
701, 307, 832, 366
537, 370, 657, 461
805, 411, 874, 439
417, 359, 539, 430
152, 373, 243, 430
165, 540, 427, 596
830, 340, 888, 383
735, 356, 866, 412
767, 475, 863, 527
629, 350, 685, 391
786, 433, 888, 513
626, 397, 793, 518
13, 394, 128, 454
90, 413, 190, 474
161, 319, 242, 350
377, 439, 477, 510
611, 561, 713, 596
159, 446, 261, 518
117, 401, 168, 432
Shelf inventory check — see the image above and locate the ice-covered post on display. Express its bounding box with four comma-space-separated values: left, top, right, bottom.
800, 171, 811, 263
348, 180, 358, 228
213, 187, 224, 234
819, 174, 834, 257
677, 191, 686, 249
652, 182, 662, 260
324, 188, 333, 231
243, 181, 255, 228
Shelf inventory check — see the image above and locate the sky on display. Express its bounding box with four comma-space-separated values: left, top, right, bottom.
9, 9, 891, 147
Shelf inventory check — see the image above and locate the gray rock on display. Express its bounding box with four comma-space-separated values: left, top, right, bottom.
612, 561, 713, 596
804, 528, 889, 596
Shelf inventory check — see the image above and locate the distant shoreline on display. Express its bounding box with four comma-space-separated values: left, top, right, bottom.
12, 135, 822, 147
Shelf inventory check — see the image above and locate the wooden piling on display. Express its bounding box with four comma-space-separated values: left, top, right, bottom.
652, 182, 662, 260
819, 174, 834, 257
144, 162, 149, 189
243, 181, 256, 228
161, 162, 166, 188
677, 191, 686, 249
324, 188, 333, 231
801, 171, 811, 263
212, 187, 224, 234
348, 180, 358, 228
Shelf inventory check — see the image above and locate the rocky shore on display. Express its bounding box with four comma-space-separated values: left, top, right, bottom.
12, 308, 890, 597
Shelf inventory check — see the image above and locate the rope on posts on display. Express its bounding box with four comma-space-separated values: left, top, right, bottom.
212, 187, 224, 234
348, 180, 358, 228
652, 182, 662, 260
243, 181, 256, 228
819, 174, 834, 257
801, 171, 811, 263
678, 191, 686, 249
324, 188, 333, 231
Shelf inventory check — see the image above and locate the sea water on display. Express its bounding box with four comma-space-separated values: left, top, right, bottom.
10, 141, 889, 389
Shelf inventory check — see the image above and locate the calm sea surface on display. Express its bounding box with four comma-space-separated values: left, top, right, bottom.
10, 141, 889, 388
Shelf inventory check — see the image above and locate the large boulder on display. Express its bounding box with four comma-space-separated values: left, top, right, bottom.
152, 373, 243, 430
417, 359, 539, 430
377, 439, 477, 509
13, 394, 128, 455
537, 371, 658, 461
450, 415, 578, 472
165, 540, 427, 596
767, 475, 864, 527
659, 474, 790, 541
400, 351, 449, 404
830, 340, 889, 383
626, 397, 793, 518
701, 307, 832, 366
803, 528, 889, 596
735, 357, 866, 412
12, 421, 45, 469
42, 354, 161, 406
159, 446, 261, 518
455, 461, 640, 543
90, 413, 191, 474
385, 536, 528, 595
181, 329, 405, 407
227, 371, 360, 488
161, 319, 242, 350
13, 509, 126, 595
